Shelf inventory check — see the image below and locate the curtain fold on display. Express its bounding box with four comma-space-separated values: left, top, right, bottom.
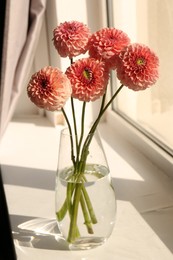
0, 0, 47, 139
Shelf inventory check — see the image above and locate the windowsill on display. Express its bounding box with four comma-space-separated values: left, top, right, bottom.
106, 110, 173, 177
99, 121, 173, 253
0, 115, 62, 171
1, 115, 173, 254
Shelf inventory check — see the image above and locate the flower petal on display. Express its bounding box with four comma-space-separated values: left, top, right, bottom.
88, 28, 130, 69
66, 58, 109, 102
27, 66, 72, 111
116, 43, 159, 91
53, 21, 91, 58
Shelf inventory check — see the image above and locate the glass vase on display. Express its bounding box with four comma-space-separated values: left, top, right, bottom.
55, 127, 116, 250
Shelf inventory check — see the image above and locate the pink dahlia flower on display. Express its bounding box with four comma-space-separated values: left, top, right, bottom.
116, 43, 159, 91
88, 28, 130, 70
27, 66, 71, 111
53, 21, 91, 58
65, 58, 109, 102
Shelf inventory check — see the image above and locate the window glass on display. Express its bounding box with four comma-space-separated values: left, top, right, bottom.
110, 0, 173, 155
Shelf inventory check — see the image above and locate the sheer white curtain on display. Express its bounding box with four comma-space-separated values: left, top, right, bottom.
0, 0, 47, 139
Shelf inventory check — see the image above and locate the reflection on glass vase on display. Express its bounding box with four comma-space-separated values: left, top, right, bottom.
55, 127, 116, 250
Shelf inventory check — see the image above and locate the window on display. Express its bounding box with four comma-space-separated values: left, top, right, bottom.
107, 0, 173, 157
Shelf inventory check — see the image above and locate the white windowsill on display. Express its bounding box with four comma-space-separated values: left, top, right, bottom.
106, 110, 173, 177
1, 115, 173, 256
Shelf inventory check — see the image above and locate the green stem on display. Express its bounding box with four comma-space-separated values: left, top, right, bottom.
60, 85, 124, 243
61, 108, 76, 166
67, 182, 73, 215
56, 200, 68, 221
56, 181, 73, 222
71, 97, 78, 152
76, 102, 86, 164
80, 192, 94, 234
98, 90, 107, 117
82, 85, 124, 154
98, 84, 124, 120
57, 181, 80, 239
67, 182, 82, 243
70, 58, 73, 64
69, 57, 79, 165
82, 185, 97, 224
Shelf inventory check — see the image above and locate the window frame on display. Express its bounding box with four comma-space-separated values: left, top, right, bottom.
106, 109, 173, 177
105, 0, 173, 177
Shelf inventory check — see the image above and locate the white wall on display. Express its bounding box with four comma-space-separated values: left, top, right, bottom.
14, 0, 108, 126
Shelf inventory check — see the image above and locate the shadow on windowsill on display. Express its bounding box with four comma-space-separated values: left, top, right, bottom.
11, 215, 69, 251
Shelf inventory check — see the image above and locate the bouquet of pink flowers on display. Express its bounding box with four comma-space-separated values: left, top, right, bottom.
27, 21, 159, 244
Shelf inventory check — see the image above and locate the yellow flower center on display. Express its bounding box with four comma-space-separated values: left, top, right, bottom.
137, 58, 145, 65
83, 68, 93, 81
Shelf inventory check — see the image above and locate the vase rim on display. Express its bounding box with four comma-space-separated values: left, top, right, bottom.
61, 126, 98, 137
